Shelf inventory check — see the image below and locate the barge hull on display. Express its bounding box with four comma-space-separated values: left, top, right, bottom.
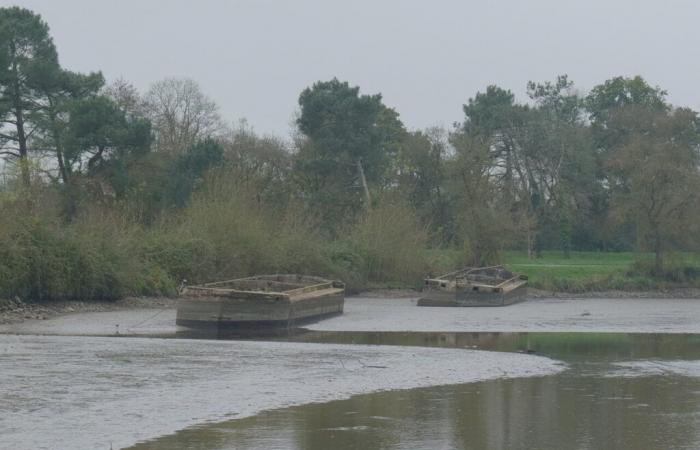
417, 286, 527, 307
176, 288, 344, 330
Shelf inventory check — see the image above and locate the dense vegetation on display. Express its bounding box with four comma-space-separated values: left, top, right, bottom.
1, 7, 700, 301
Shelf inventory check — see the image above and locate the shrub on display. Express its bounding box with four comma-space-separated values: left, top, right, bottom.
346, 199, 429, 287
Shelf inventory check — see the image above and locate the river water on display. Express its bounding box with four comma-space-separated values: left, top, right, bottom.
3, 297, 700, 450
130, 332, 700, 450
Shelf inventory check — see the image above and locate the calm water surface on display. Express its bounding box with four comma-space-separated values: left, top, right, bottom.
130, 332, 700, 450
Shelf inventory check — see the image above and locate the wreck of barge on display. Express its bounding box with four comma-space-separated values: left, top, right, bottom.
176, 274, 345, 332
418, 266, 527, 307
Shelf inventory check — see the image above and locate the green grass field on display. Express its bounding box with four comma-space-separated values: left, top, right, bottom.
504, 251, 633, 285
503, 251, 700, 291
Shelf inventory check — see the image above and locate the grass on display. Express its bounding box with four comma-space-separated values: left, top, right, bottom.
504, 251, 700, 291
504, 251, 633, 287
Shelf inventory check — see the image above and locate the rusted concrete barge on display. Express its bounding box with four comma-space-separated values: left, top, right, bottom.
418, 266, 527, 307
176, 275, 345, 331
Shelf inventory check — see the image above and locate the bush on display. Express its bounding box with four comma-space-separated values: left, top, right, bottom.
0, 202, 176, 302
0, 173, 442, 302
346, 199, 429, 287
627, 257, 700, 284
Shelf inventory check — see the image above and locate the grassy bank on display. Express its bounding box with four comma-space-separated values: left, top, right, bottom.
504, 251, 700, 292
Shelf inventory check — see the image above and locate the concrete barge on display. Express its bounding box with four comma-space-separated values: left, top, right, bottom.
176, 275, 345, 332
418, 266, 527, 307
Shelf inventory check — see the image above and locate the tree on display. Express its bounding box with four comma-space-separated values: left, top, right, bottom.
222, 120, 292, 207
295, 78, 401, 227
0, 7, 60, 185
394, 127, 455, 245
61, 95, 152, 197
586, 76, 673, 251
607, 106, 700, 273
449, 132, 510, 265
523, 76, 596, 256
459, 77, 599, 257
461, 85, 535, 255
166, 138, 223, 207
33, 69, 104, 184
586, 75, 668, 128
144, 77, 222, 154
102, 77, 145, 119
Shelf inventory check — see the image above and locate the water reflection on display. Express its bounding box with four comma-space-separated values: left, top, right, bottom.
286, 330, 700, 362
131, 373, 700, 450
130, 332, 700, 450
176, 328, 700, 361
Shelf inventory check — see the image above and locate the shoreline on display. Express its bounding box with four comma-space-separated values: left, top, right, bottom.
0, 296, 177, 326
2, 287, 700, 327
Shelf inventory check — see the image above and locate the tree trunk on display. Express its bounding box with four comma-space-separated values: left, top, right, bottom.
356, 158, 371, 205
654, 237, 664, 276
13, 96, 30, 187
14, 109, 30, 187
49, 105, 70, 185
56, 147, 69, 184
11, 46, 30, 187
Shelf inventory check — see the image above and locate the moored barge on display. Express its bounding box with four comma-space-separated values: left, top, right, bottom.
176, 274, 345, 332
418, 266, 527, 307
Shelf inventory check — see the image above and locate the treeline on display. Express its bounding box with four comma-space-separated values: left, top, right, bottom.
1, 7, 700, 300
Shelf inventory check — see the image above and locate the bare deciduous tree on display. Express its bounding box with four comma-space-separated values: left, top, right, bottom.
143, 77, 222, 154
102, 77, 145, 119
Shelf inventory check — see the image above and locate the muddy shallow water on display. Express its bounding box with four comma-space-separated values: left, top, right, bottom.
0, 334, 560, 450
130, 332, 700, 450
3, 296, 700, 450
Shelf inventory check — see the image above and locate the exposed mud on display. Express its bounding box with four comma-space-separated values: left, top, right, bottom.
308, 296, 700, 334
4, 294, 700, 337
0, 296, 176, 326
2, 287, 698, 327
0, 335, 563, 450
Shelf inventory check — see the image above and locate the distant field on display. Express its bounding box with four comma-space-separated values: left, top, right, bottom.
504, 251, 633, 284
503, 251, 700, 291
425, 250, 700, 292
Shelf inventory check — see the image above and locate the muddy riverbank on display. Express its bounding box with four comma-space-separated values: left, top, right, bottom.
4, 294, 700, 337
2, 287, 699, 327
0, 296, 177, 325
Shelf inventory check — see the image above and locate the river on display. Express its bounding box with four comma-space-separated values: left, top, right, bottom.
2, 296, 700, 450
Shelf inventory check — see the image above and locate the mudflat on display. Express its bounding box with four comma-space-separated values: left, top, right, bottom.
3, 294, 700, 336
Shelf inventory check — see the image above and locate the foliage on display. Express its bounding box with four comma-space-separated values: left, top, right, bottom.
0, 6, 60, 185
165, 138, 223, 207
346, 197, 429, 287
0, 199, 175, 301
295, 78, 405, 231
606, 106, 700, 273
3, 7, 700, 301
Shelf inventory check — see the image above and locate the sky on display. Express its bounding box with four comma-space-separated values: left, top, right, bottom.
9, 0, 700, 138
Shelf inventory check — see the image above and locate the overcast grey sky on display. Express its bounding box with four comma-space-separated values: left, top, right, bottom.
11, 0, 700, 137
